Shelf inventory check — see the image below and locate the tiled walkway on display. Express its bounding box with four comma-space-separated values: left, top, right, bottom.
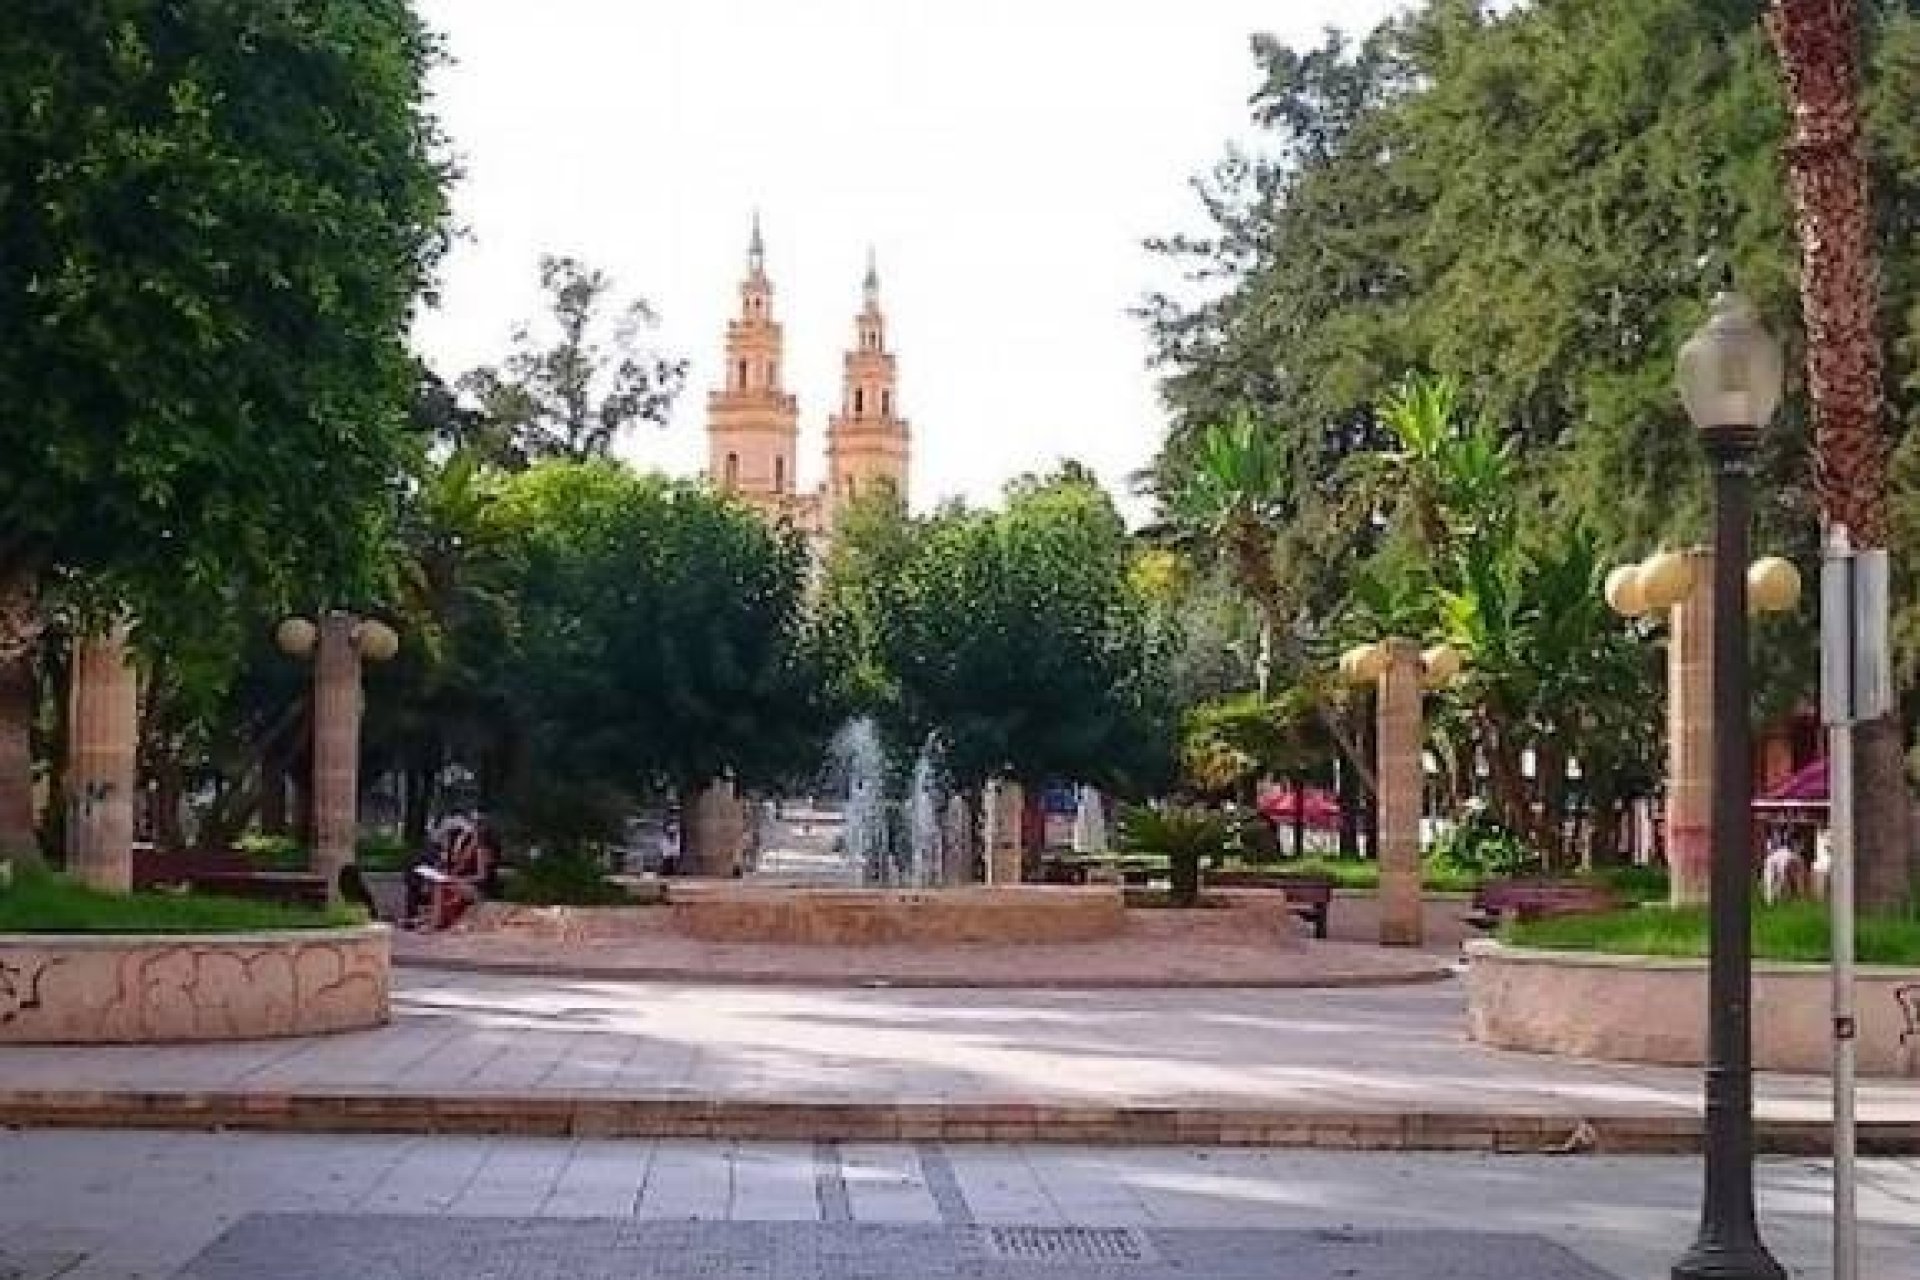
0, 971, 1914, 1124
1, 1131, 1915, 1280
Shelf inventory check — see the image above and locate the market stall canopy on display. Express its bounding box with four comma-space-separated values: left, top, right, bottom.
1755, 758, 1827, 809
1257, 783, 1343, 830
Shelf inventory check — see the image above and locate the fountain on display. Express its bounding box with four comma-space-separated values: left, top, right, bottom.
830, 718, 892, 884
667, 720, 1125, 945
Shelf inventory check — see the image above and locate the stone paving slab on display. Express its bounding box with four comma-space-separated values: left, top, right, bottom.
172, 1217, 1619, 1280
4, 1133, 1918, 1280
0, 973, 1913, 1151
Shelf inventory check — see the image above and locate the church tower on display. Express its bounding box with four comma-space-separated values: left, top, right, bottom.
706, 214, 800, 518
825, 251, 910, 521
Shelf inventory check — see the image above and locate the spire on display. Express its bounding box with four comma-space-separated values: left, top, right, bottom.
747, 210, 765, 276
862, 245, 879, 305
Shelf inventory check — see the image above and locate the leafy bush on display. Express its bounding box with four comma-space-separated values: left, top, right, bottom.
1426, 806, 1538, 880
237, 832, 416, 872
0, 869, 361, 933
504, 850, 633, 907
1232, 813, 1281, 861
1588, 863, 1669, 904
1119, 805, 1232, 907
237, 833, 306, 870
355, 832, 413, 871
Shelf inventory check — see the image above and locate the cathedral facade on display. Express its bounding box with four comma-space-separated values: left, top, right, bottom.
705, 217, 910, 540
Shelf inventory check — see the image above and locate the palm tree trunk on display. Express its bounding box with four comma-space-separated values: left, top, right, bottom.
1769, 0, 1912, 910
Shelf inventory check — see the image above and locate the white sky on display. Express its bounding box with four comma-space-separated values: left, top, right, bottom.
409, 0, 1407, 519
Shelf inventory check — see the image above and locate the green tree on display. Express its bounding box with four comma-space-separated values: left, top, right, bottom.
492, 462, 825, 845
457, 255, 687, 468
1148, 0, 1920, 893
0, 0, 450, 856
877, 470, 1177, 799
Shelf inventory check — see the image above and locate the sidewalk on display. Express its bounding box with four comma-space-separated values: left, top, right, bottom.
2, 1131, 1916, 1280
0, 971, 1913, 1150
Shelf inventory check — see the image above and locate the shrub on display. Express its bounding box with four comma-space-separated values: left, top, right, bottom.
1427, 806, 1538, 880
1119, 804, 1232, 907
504, 849, 633, 907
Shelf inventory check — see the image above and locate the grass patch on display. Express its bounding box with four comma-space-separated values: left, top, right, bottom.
1505, 900, 1920, 965
0, 870, 362, 934
1221, 856, 1480, 894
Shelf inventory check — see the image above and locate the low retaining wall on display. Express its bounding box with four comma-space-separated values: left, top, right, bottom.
669, 884, 1126, 945
1465, 939, 1920, 1077
0, 925, 389, 1044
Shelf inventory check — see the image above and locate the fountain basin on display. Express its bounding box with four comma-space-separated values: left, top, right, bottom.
668, 883, 1125, 945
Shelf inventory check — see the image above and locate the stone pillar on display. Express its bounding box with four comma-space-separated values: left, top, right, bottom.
310, 611, 363, 891
1666, 550, 1713, 906
688, 778, 745, 877
984, 779, 1024, 886
65, 625, 138, 893
942, 794, 973, 885
1376, 639, 1424, 946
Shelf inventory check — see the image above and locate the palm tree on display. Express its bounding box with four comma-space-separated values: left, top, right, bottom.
1156, 411, 1375, 792
1768, 0, 1912, 909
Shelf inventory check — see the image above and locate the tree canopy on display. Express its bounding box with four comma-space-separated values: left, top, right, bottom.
0, 0, 451, 852
1143, 0, 1920, 883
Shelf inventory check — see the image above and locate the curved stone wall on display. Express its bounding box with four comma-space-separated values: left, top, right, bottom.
669, 884, 1126, 945
0, 925, 389, 1044
1465, 939, 1919, 1077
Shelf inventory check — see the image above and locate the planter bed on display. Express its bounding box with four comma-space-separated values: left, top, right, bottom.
0, 924, 389, 1044
1465, 938, 1919, 1077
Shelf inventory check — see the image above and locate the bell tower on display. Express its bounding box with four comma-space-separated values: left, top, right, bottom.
826, 251, 910, 521
707, 214, 800, 516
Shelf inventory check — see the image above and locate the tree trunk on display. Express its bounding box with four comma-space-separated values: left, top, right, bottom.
1337, 759, 1359, 857
1769, 0, 1911, 911
150, 758, 186, 852
0, 564, 42, 863
0, 656, 38, 862
259, 758, 288, 836
403, 762, 432, 850
1291, 775, 1307, 857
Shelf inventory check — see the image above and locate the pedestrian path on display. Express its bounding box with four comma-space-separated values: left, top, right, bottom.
1, 1131, 1915, 1280
0, 972, 1913, 1148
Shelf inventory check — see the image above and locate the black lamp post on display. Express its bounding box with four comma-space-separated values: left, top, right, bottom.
1671, 291, 1787, 1280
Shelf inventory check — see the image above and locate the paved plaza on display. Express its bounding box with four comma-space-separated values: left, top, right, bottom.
0, 971, 1914, 1137
0, 1130, 1914, 1280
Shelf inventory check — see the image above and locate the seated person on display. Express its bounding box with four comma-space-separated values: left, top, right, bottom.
405, 815, 493, 929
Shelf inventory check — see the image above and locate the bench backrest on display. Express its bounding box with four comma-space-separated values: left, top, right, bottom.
1206, 871, 1334, 901
1472, 878, 1619, 913
132, 847, 252, 889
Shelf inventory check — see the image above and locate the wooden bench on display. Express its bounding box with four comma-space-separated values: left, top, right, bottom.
1466, 879, 1621, 931
132, 848, 329, 910
1205, 870, 1335, 939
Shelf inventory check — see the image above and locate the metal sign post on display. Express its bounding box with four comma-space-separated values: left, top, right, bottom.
1819, 524, 1890, 1280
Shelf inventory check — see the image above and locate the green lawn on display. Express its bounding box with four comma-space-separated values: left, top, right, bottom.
0, 871, 363, 934
1505, 900, 1920, 966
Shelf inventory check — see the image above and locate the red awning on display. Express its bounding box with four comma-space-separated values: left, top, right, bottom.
1756, 758, 1827, 807
1257, 784, 1342, 829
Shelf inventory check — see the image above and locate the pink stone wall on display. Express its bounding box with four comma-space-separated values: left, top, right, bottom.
1465, 940, 1919, 1077
669, 885, 1125, 945
0, 925, 389, 1044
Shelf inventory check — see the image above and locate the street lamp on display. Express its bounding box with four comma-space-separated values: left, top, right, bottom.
278, 610, 400, 893
1337, 638, 1462, 946
1671, 290, 1787, 1280
1605, 549, 1801, 908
